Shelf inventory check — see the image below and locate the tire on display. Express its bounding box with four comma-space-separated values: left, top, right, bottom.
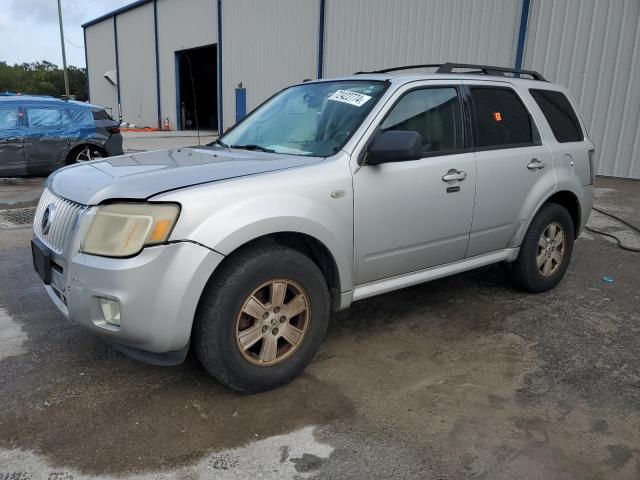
510, 202, 575, 293
193, 244, 330, 393
66, 145, 104, 165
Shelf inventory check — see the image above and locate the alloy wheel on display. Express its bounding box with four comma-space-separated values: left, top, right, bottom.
537, 222, 566, 277
235, 279, 310, 366
75, 146, 103, 162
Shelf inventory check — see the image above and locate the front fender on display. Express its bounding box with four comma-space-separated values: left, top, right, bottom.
158, 161, 355, 293
194, 194, 353, 291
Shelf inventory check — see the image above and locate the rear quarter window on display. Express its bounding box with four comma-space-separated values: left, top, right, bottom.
530, 89, 583, 143
92, 109, 113, 121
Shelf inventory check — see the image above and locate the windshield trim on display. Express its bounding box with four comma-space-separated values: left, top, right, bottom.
217, 79, 390, 158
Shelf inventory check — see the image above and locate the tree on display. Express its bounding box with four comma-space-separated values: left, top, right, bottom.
0, 61, 87, 101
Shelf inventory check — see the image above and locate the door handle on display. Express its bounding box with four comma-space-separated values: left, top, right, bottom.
442, 169, 467, 182
527, 159, 546, 170
3, 137, 23, 142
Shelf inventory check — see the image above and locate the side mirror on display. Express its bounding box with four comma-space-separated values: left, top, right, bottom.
364, 130, 423, 165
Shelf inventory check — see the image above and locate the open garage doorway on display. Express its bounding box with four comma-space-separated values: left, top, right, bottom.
176, 44, 218, 131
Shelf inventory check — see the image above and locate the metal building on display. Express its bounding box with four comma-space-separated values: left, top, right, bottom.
83, 0, 640, 179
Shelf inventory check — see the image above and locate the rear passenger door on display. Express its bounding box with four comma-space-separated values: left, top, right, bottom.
24, 105, 67, 172
464, 82, 555, 257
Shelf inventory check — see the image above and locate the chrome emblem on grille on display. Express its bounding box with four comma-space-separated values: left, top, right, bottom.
41, 203, 56, 235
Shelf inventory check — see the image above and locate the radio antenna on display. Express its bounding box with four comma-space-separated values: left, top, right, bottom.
185, 52, 200, 146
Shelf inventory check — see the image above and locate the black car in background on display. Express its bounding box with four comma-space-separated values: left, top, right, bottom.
0, 95, 123, 177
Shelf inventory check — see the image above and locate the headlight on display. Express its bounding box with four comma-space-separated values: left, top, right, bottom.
81, 203, 180, 257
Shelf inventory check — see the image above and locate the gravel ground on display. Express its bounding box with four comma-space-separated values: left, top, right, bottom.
0, 178, 638, 479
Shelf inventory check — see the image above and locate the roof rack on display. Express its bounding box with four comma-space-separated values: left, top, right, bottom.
355, 62, 547, 81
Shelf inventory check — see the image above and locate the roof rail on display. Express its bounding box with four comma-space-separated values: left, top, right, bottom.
355, 62, 547, 81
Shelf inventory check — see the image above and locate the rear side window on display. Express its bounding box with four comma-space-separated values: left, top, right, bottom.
62, 108, 94, 128
380, 87, 464, 155
470, 87, 536, 149
530, 89, 583, 142
27, 107, 62, 128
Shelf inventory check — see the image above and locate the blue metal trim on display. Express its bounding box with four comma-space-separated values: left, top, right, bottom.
82, 0, 152, 28
514, 0, 531, 74
113, 16, 122, 121
317, 0, 326, 79
83, 27, 90, 100
235, 86, 246, 123
153, 0, 162, 129
175, 53, 181, 131
216, 0, 223, 131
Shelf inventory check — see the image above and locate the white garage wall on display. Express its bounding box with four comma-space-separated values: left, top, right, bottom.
323, 0, 522, 76
116, 2, 157, 128
156, 0, 217, 131
524, 0, 640, 179
85, 20, 118, 117
83, 0, 640, 179
221, 0, 319, 131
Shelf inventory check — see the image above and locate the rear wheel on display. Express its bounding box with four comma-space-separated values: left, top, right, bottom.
510, 202, 575, 292
193, 245, 330, 393
67, 145, 104, 164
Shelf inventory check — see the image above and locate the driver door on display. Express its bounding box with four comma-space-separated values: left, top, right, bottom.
353, 83, 477, 285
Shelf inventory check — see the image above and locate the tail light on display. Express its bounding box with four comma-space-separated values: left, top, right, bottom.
588, 149, 596, 185
107, 126, 120, 134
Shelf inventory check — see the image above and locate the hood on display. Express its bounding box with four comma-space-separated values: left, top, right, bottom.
47, 147, 324, 205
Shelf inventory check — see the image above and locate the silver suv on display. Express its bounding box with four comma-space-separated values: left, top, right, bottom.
32, 63, 595, 393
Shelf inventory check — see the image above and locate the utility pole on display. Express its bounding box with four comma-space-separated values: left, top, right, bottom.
57, 0, 70, 98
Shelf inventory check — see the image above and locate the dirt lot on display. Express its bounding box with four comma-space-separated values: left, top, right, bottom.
0, 177, 639, 479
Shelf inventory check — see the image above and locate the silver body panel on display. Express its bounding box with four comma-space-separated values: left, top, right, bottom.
34, 73, 595, 360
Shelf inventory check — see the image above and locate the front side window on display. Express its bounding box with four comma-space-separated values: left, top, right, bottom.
530, 89, 583, 143
380, 87, 464, 155
27, 107, 62, 129
219, 81, 387, 157
0, 108, 19, 130
471, 87, 536, 149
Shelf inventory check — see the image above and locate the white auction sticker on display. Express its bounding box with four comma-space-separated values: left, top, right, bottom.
328, 90, 372, 107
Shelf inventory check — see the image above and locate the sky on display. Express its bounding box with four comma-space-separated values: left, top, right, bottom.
0, 0, 133, 68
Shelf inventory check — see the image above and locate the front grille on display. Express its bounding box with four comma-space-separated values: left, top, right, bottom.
33, 189, 86, 254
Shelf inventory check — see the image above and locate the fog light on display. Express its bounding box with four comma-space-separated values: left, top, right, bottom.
98, 297, 121, 326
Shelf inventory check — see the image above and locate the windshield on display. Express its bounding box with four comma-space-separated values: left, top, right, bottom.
219, 80, 387, 157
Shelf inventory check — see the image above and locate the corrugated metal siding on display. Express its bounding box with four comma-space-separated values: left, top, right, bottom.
116, 2, 157, 127
221, 0, 318, 130
323, 0, 522, 76
524, 0, 640, 179
85, 21, 118, 117
156, 0, 217, 131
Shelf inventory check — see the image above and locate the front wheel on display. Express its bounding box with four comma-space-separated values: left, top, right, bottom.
509, 202, 575, 293
193, 245, 330, 393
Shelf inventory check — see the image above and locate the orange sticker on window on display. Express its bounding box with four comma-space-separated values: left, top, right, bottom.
493, 112, 502, 122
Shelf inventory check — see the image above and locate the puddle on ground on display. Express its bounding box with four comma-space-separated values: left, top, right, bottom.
0, 307, 27, 361
0, 425, 333, 479
0, 367, 352, 475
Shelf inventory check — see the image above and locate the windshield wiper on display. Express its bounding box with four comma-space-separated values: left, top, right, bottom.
229, 144, 276, 153
207, 138, 228, 148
